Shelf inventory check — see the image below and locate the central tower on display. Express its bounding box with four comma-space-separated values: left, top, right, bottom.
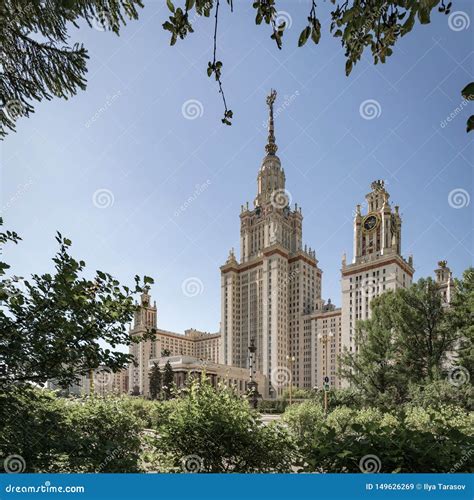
220, 91, 322, 397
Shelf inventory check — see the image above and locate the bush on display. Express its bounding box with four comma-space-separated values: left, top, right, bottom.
0, 386, 70, 472
0, 387, 147, 472
258, 398, 288, 414
283, 401, 473, 473
406, 380, 473, 411
156, 377, 296, 472
63, 396, 146, 472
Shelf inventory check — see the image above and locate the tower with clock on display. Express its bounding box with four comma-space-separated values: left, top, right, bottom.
340, 180, 415, 360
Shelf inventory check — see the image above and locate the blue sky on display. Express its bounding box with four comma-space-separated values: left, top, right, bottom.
1, 0, 473, 335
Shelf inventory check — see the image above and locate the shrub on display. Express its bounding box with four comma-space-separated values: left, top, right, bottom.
0, 386, 70, 472
63, 396, 146, 472
283, 401, 473, 473
0, 388, 148, 472
156, 377, 296, 472
406, 380, 473, 411
258, 398, 288, 414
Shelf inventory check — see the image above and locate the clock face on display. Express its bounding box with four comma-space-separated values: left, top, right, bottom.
362, 214, 379, 232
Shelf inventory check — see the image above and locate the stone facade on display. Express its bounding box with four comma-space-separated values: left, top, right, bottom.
129, 290, 221, 396
148, 355, 266, 396
220, 90, 322, 397
127, 91, 454, 399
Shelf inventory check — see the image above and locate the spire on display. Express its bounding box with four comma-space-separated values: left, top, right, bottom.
265, 89, 278, 155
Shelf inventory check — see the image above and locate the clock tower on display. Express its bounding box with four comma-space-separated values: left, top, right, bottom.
341, 180, 415, 361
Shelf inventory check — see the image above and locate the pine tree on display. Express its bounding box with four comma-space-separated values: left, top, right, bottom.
339, 291, 402, 401
446, 268, 474, 379
149, 362, 162, 400
162, 360, 174, 400
0, 0, 143, 138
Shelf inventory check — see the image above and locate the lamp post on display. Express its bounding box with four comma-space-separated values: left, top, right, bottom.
286, 354, 295, 405
248, 337, 260, 409
318, 330, 334, 414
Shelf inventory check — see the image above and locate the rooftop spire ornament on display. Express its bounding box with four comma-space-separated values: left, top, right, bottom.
265, 89, 278, 156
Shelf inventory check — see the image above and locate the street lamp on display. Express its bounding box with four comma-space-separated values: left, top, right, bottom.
286, 354, 295, 405
318, 330, 334, 414
248, 337, 260, 409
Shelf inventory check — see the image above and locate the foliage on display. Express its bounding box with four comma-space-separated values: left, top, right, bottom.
161, 0, 455, 125
283, 401, 474, 473
156, 377, 296, 472
149, 362, 162, 400
0, 387, 147, 472
0, 218, 153, 389
461, 83, 474, 133
1, 0, 461, 134
0, 0, 144, 138
117, 396, 174, 429
162, 360, 174, 400
311, 387, 365, 411
258, 398, 288, 414
281, 386, 314, 400
340, 276, 462, 401
406, 379, 473, 411
446, 267, 474, 379
63, 395, 145, 472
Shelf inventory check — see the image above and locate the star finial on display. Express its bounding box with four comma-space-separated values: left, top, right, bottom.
265, 89, 278, 155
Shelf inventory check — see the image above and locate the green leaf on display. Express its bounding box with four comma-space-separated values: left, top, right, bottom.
185, 0, 195, 11
166, 0, 175, 13
467, 115, 474, 133
461, 82, 474, 101
298, 26, 311, 47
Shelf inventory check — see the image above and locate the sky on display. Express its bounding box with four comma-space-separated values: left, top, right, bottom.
1, 0, 473, 335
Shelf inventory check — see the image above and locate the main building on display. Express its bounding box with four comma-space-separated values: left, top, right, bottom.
128, 91, 452, 399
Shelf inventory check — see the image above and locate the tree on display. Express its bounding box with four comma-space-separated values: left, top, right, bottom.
149, 362, 162, 400
391, 278, 457, 383
162, 0, 457, 125
340, 275, 463, 400
446, 267, 474, 378
157, 376, 295, 472
1, 0, 463, 136
0, 218, 154, 389
162, 360, 174, 400
339, 291, 403, 402
0, 0, 143, 138
161, 348, 171, 357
